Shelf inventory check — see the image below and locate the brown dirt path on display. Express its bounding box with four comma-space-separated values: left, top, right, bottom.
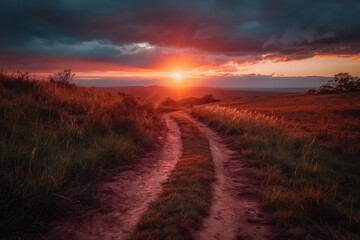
44, 115, 182, 240
189, 116, 272, 240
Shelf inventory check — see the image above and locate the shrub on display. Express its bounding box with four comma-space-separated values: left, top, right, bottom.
48, 69, 75, 88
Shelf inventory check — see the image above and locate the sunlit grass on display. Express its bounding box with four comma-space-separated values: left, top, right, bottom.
218, 93, 360, 155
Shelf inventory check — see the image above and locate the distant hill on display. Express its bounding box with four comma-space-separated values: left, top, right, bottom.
100, 86, 309, 103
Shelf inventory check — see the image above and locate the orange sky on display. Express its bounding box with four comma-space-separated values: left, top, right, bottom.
5, 51, 359, 88
68, 55, 360, 85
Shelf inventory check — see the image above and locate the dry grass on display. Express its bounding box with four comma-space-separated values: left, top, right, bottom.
131, 112, 214, 240
191, 93, 360, 239
219, 92, 360, 154
0, 71, 157, 237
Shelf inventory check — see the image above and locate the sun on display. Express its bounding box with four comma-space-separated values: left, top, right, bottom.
171, 72, 184, 82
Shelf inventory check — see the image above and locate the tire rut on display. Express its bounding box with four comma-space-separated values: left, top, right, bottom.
189, 116, 272, 240
45, 115, 182, 240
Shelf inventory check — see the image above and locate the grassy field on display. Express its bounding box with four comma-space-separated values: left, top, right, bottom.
191, 92, 360, 239
0, 72, 157, 237
3, 69, 359, 239
132, 112, 214, 240
219, 92, 360, 154
102, 86, 300, 103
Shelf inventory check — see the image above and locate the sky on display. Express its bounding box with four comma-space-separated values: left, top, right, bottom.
0, 0, 359, 87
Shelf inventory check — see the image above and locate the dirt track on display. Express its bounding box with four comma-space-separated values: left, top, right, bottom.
45, 113, 272, 240
190, 117, 271, 240
45, 115, 182, 240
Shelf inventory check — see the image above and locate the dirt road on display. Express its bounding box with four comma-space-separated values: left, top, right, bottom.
190, 117, 271, 240
45, 115, 182, 240
45, 113, 271, 240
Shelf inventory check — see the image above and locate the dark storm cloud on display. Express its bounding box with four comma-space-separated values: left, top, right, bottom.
0, 0, 359, 67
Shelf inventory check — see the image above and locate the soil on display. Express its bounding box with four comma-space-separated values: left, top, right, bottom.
44, 115, 182, 240
189, 116, 272, 240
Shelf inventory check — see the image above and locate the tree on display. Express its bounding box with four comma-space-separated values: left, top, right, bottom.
317, 72, 359, 94
199, 94, 220, 104
355, 76, 360, 91
48, 69, 75, 88
331, 72, 356, 92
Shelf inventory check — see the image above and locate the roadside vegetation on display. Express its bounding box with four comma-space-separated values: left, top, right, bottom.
191, 92, 360, 239
132, 112, 214, 240
0, 70, 156, 237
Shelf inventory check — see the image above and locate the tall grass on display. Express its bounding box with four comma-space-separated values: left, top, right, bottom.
0, 71, 157, 237
218, 92, 360, 156
191, 105, 360, 240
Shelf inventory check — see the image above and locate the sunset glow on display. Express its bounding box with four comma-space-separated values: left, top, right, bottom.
171, 72, 184, 83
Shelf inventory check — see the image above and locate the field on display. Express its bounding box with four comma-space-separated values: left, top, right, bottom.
1, 70, 360, 239
191, 92, 360, 239
102, 86, 306, 103
0, 72, 156, 237
218, 92, 360, 154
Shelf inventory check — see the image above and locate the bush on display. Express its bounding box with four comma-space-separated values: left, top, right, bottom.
48, 69, 75, 88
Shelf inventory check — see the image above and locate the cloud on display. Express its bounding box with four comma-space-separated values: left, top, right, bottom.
203, 74, 330, 88
0, 0, 359, 70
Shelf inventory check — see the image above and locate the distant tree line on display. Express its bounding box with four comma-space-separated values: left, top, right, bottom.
308, 72, 360, 94
161, 94, 220, 107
